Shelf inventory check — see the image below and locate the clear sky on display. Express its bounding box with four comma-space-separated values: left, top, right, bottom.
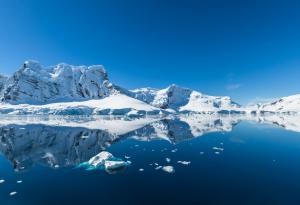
0, 0, 300, 104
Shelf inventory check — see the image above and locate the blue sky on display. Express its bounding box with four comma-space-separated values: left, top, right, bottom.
0, 0, 300, 104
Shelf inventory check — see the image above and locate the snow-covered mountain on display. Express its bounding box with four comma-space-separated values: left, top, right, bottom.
0, 60, 299, 115
256, 94, 300, 114
1, 60, 116, 104
131, 84, 242, 113
0, 74, 7, 94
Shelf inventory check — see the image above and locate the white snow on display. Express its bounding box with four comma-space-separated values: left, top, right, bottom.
0, 94, 164, 116
0, 179, 5, 184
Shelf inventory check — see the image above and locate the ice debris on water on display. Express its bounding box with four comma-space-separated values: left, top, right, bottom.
77, 151, 131, 172
166, 158, 171, 163
171, 149, 178, 153
9, 192, 17, 196
177, 161, 191, 165
212, 147, 224, 151
162, 166, 175, 173
155, 166, 162, 170
0, 179, 5, 184
17, 180, 22, 184
139, 168, 144, 172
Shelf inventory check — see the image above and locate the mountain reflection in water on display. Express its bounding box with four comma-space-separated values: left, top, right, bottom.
0, 114, 299, 172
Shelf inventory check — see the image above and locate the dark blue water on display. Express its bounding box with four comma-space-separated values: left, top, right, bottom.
1, 116, 300, 205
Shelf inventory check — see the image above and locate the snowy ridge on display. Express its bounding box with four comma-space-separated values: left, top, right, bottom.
257, 94, 300, 114
131, 84, 242, 113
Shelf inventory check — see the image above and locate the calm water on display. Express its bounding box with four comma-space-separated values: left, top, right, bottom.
1, 115, 300, 205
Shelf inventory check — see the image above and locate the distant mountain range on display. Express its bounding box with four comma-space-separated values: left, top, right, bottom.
0, 60, 299, 115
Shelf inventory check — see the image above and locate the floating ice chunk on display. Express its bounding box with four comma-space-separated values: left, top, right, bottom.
0, 179, 5, 184
212, 147, 224, 151
104, 160, 126, 170
166, 158, 171, 163
200, 152, 204, 155
177, 161, 191, 165
139, 168, 144, 171
162, 166, 175, 173
134, 145, 139, 147
79, 151, 130, 172
88, 151, 113, 167
17, 180, 23, 184
214, 152, 220, 154
54, 165, 60, 168
9, 192, 17, 196
155, 166, 162, 170
171, 149, 178, 153
124, 156, 131, 159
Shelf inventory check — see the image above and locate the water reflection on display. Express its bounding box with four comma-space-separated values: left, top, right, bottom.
0, 114, 299, 171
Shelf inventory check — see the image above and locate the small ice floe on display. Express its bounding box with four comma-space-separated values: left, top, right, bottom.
77, 151, 131, 172
151, 149, 155, 152
0, 179, 5, 184
162, 166, 175, 173
165, 158, 171, 163
104, 160, 127, 170
9, 192, 17, 196
124, 156, 131, 159
214, 152, 220, 155
54, 165, 60, 168
139, 168, 144, 172
154, 163, 159, 166
19, 127, 26, 130
212, 147, 224, 151
17, 180, 23, 184
200, 152, 204, 155
171, 149, 178, 153
177, 161, 191, 165
155, 166, 162, 170
134, 145, 139, 147
220, 142, 224, 145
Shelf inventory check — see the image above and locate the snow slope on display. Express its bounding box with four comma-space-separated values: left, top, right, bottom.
257, 94, 300, 114
0, 94, 165, 116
